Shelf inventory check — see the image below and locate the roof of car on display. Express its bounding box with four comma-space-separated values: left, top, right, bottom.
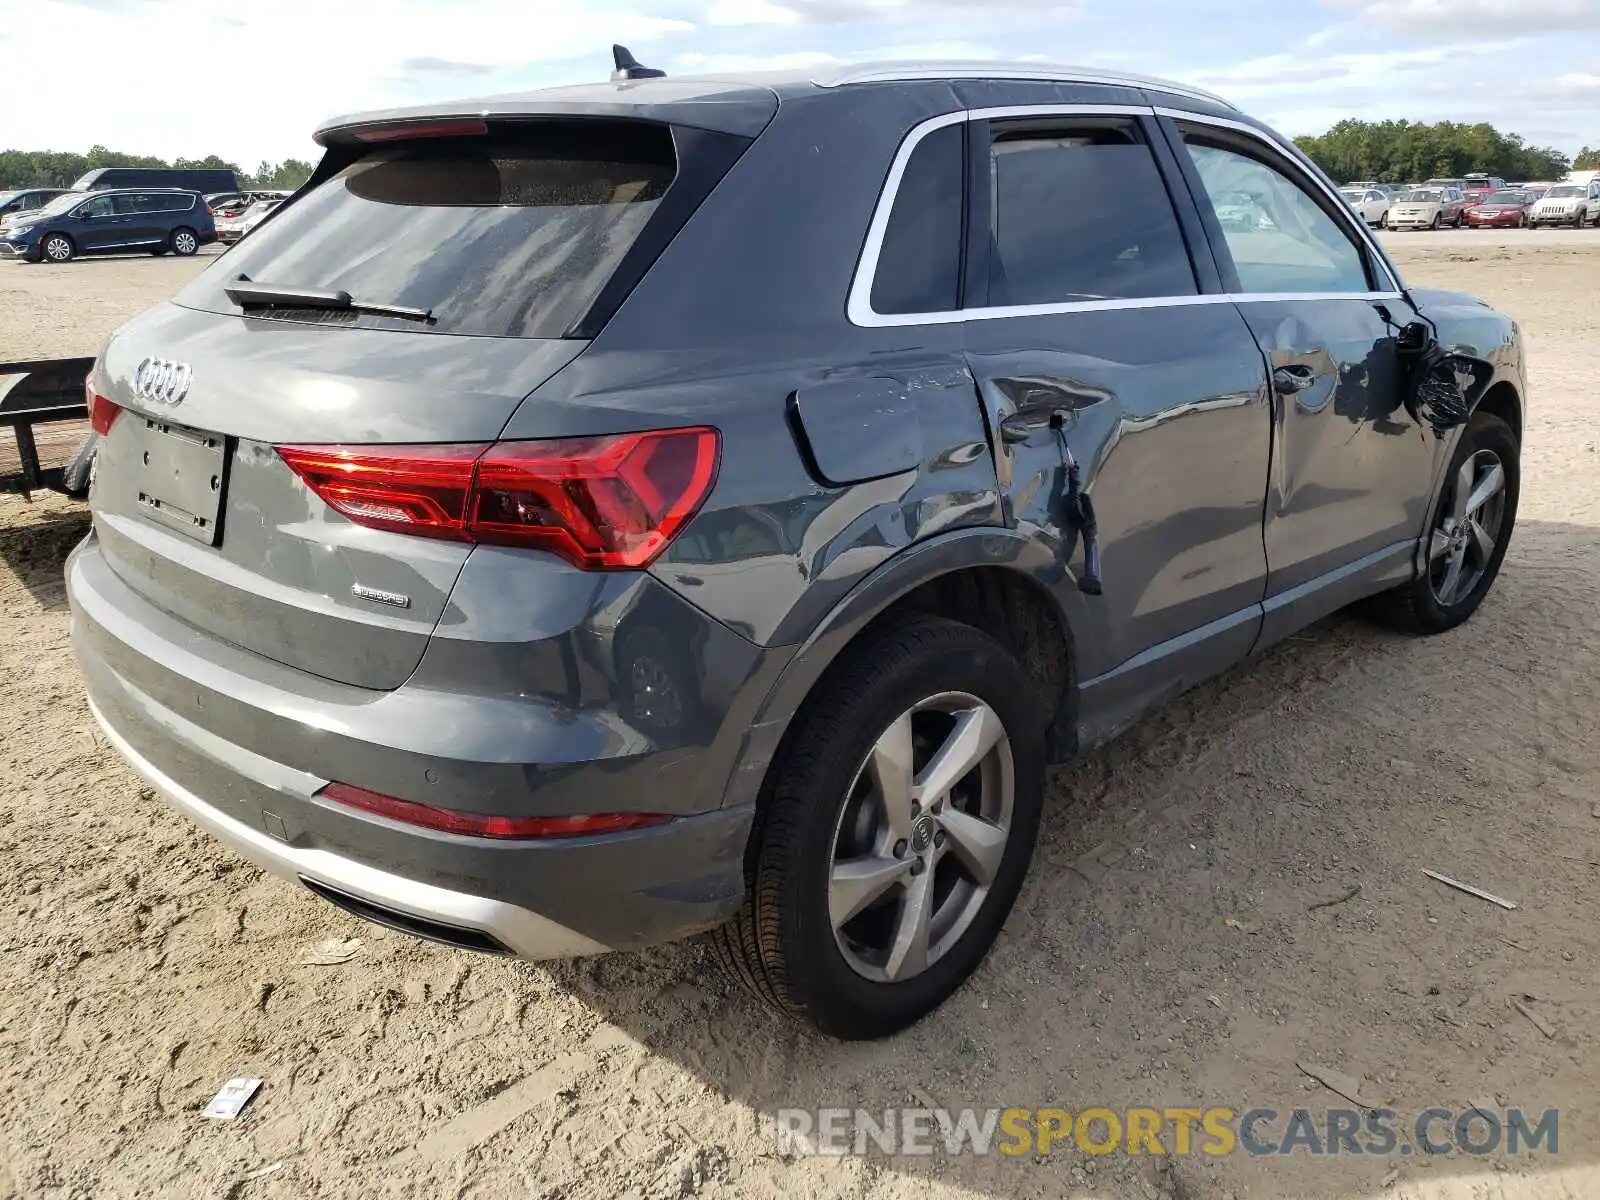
316, 60, 1234, 143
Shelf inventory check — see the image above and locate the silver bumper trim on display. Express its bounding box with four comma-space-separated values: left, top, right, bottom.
86, 697, 610, 960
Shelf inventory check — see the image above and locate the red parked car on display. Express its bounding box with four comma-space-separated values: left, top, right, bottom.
1462, 189, 1536, 228
1462, 174, 1507, 205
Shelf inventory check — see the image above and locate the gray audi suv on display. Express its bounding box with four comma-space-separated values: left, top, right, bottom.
68, 55, 1524, 1038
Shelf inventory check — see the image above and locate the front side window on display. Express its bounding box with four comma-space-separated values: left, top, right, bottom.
871, 122, 964, 315
1182, 135, 1371, 295
986, 119, 1196, 305
75, 195, 115, 219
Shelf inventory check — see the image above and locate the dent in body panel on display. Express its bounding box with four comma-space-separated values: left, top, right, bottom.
1239, 296, 1437, 596
648, 350, 1002, 647
967, 303, 1272, 682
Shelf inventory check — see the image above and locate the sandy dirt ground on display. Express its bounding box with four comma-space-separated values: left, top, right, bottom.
1, 232, 1598, 1200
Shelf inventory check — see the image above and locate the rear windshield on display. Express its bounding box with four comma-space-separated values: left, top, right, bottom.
176, 121, 678, 338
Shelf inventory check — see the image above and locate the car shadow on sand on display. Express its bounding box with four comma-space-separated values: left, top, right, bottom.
550, 516, 1600, 1199
0, 501, 89, 611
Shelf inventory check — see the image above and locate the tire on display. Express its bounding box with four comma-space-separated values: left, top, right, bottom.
1367, 412, 1518, 635
1430, 213, 1441, 230
41, 233, 74, 264
712, 617, 1047, 1039
170, 227, 199, 256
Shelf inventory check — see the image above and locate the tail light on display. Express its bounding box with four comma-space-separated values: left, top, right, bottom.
318, 781, 674, 839
276, 427, 719, 570
86, 379, 120, 435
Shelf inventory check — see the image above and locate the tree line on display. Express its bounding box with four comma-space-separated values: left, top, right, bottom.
4, 121, 1590, 195
0, 146, 314, 191
1292, 120, 1575, 184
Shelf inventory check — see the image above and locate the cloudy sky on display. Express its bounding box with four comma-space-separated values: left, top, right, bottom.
3, 0, 1596, 167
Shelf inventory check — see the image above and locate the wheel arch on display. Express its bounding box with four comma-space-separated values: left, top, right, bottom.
719, 527, 1085, 817
1474, 377, 1523, 443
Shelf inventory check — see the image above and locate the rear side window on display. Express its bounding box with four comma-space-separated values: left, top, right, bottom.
871, 122, 964, 315
986, 120, 1196, 305
177, 121, 679, 338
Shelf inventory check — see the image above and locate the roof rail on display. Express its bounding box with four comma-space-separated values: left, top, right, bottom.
813, 60, 1235, 110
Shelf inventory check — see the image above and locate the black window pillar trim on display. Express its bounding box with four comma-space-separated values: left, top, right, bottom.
1153, 114, 1244, 294
961, 117, 992, 312
565, 124, 756, 341
1143, 114, 1227, 295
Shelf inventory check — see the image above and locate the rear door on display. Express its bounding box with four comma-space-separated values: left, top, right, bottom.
90, 117, 735, 690
117, 193, 163, 247
951, 107, 1273, 739
1162, 115, 1436, 638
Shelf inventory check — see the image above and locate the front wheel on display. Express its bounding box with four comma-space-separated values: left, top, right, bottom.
1368, 412, 1518, 635
41, 233, 74, 263
1430, 213, 1442, 230
170, 227, 199, 256
713, 617, 1046, 1039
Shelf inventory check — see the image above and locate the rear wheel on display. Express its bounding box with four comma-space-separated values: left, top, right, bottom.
1367, 412, 1518, 635
713, 617, 1046, 1039
42, 233, 74, 263
170, 227, 199, 256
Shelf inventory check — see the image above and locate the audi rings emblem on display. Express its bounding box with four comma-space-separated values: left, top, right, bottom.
131, 357, 193, 406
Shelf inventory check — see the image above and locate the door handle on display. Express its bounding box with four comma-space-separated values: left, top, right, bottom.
1272, 365, 1320, 395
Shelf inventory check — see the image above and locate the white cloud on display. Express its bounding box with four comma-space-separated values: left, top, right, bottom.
673, 49, 842, 70
703, 0, 801, 25
0, 0, 1594, 169
1186, 39, 1516, 94
1, 0, 695, 165
1324, 0, 1600, 35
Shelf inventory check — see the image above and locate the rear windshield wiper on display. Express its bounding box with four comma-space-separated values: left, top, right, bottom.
225, 276, 434, 323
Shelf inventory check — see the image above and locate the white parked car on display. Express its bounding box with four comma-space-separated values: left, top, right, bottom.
1385, 187, 1467, 231
1528, 181, 1600, 228
217, 198, 284, 243
1339, 186, 1391, 228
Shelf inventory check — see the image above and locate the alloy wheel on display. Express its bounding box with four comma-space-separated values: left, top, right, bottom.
174, 232, 198, 255
45, 236, 71, 262
1429, 449, 1507, 607
827, 692, 1014, 984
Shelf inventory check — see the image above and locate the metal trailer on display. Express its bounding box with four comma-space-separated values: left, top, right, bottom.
0, 356, 95, 497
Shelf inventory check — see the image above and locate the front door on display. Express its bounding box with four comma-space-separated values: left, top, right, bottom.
1165, 117, 1437, 640
955, 110, 1274, 744
71, 193, 127, 251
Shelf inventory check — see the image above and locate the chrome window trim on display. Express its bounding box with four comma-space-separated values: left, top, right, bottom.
813, 61, 1236, 111
848, 103, 1407, 329
1154, 107, 1406, 295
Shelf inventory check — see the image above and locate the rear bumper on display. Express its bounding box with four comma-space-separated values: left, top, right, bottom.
68, 534, 763, 956
86, 695, 610, 958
